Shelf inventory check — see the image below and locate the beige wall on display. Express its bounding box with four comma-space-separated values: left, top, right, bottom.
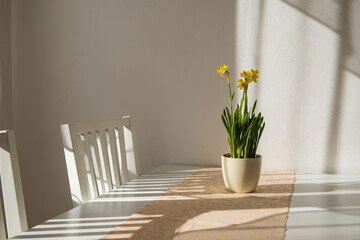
0, 0, 12, 129
10, 0, 360, 228
12, 0, 235, 227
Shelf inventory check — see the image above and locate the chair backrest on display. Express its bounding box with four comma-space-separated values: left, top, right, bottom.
0, 130, 28, 239
61, 116, 140, 205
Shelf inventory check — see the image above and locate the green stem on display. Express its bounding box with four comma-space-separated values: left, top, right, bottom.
240, 89, 245, 114
244, 88, 248, 115
227, 75, 233, 122
226, 74, 235, 157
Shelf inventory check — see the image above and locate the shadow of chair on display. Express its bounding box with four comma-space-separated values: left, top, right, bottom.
0, 130, 28, 239
60, 116, 140, 206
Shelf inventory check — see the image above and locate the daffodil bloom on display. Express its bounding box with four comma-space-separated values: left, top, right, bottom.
251, 69, 259, 75
237, 79, 246, 90
240, 71, 248, 78
250, 69, 259, 83
216, 65, 228, 77
220, 65, 228, 72
241, 71, 254, 80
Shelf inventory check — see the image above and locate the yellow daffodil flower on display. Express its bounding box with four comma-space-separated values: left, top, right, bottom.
237, 79, 246, 90
240, 71, 247, 78
220, 65, 228, 72
250, 69, 259, 83
216, 65, 228, 77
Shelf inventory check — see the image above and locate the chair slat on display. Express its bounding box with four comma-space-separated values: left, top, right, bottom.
0, 178, 8, 240
124, 117, 140, 181
83, 133, 99, 198
5, 131, 28, 234
71, 129, 92, 203
98, 129, 113, 191
91, 131, 106, 194
116, 126, 129, 184
104, 129, 117, 187
61, 116, 140, 204
108, 128, 121, 187
0, 130, 28, 238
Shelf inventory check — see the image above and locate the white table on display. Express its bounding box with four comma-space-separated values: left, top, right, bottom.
11, 164, 200, 240
11, 166, 360, 240
286, 172, 360, 240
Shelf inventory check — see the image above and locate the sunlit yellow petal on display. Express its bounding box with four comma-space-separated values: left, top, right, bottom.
217, 65, 229, 77
217, 68, 224, 77
237, 79, 245, 89
220, 65, 228, 72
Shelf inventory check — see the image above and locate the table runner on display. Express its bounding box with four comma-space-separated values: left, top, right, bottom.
101, 168, 295, 240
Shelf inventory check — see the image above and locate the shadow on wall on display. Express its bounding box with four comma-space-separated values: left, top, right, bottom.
282, 0, 360, 174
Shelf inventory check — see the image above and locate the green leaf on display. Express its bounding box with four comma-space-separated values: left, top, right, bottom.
221, 113, 230, 135
225, 107, 231, 125
254, 122, 265, 154
251, 100, 257, 115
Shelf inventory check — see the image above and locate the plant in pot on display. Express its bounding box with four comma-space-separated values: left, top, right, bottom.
217, 65, 265, 193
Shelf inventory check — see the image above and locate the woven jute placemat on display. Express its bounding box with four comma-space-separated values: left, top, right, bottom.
101, 168, 295, 240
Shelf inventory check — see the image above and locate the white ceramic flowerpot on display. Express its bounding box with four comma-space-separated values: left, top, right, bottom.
221, 154, 262, 193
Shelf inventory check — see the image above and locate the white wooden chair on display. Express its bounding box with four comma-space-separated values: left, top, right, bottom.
61, 116, 140, 206
0, 130, 28, 239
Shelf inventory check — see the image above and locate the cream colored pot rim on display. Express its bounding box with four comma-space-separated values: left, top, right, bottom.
222, 153, 262, 160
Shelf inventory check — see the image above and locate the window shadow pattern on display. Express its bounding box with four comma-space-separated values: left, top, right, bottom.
281, 0, 360, 175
